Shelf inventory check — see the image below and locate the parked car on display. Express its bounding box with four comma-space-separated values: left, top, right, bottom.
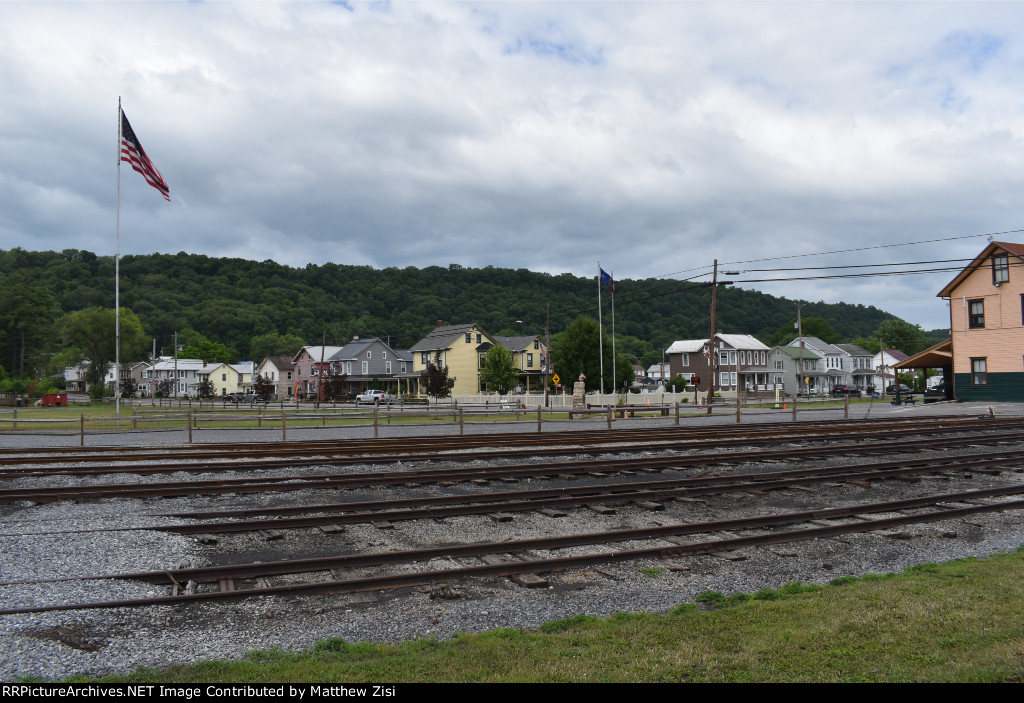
886, 384, 912, 395
924, 381, 949, 403
356, 389, 397, 404
830, 384, 862, 398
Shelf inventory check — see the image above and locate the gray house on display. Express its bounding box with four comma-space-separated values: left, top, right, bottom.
769, 345, 826, 396
328, 337, 407, 396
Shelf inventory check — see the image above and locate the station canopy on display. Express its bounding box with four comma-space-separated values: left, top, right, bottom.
893, 339, 952, 370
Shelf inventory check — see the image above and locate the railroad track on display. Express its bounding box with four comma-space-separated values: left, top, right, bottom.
3, 416, 1022, 481
3, 485, 1021, 615
1, 415, 1016, 470
4, 449, 1021, 536
3, 428, 1021, 503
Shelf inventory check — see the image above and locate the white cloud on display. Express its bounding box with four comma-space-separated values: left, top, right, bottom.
2, 1, 1024, 331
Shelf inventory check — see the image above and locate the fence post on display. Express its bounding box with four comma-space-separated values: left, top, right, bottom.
460, 407, 464, 435
12, 409, 16, 431
374, 404, 379, 438
792, 395, 797, 421
607, 406, 613, 430
844, 394, 849, 420
258, 407, 262, 428
80, 412, 85, 446
736, 399, 741, 423
188, 410, 193, 444
537, 404, 542, 433
282, 410, 287, 441
675, 401, 680, 425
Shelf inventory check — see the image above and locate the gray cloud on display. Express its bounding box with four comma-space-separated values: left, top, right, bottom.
3, 1, 1024, 332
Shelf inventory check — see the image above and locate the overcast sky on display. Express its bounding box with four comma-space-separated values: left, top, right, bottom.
3, 1, 1024, 332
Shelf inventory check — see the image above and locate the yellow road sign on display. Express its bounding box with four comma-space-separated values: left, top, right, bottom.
552, 374, 560, 385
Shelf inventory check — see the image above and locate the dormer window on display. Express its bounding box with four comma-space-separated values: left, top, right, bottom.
993, 254, 1010, 284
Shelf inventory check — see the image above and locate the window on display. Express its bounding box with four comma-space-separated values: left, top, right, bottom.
361, 361, 368, 375
681, 353, 689, 366
383, 352, 387, 359
476, 334, 482, 344
730, 372, 737, 386
533, 340, 539, 349
720, 372, 729, 386
465, 333, 472, 343
421, 352, 430, 365
969, 299, 985, 329
346, 362, 352, 375
527, 353, 534, 367
401, 362, 407, 373
287, 371, 292, 380
221, 374, 226, 381
719, 352, 728, 366
385, 361, 391, 374
971, 358, 988, 386
366, 350, 371, 358
993, 255, 1010, 284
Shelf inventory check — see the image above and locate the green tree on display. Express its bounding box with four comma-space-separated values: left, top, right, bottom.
552, 317, 635, 393
250, 331, 306, 360
0, 273, 59, 376
479, 345, 518, 394
767, 317, 838, 347
61, 308, 147, 390
421, 351, 455, 400
875, 319, 928, 356
179, 337, 236, 362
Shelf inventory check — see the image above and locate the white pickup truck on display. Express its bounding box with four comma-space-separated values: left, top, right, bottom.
355, 389, 397, 404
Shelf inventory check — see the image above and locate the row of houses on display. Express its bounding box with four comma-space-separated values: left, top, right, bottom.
663, 334, 909, 396
65, 241, 1023, 403
68, 324, 549, 400
259, 324, 550, 400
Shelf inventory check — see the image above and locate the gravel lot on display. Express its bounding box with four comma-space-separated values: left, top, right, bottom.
1, 401, 1023, 680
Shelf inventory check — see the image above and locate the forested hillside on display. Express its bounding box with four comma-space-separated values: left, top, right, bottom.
0, 248, 898, 372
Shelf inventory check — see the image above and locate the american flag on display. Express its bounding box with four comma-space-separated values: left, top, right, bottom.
120, 109, 170, 201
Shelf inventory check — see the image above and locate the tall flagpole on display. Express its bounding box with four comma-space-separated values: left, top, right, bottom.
597, 261, 604, 397
611, 270, 616, 395
115, 97, 121, 421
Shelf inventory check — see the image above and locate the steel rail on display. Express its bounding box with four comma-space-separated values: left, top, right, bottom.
3, 488, 1022, 615
4, 448, 1020, 537
3, 431, 1022, 504
0, 416, 1013, 470
3, 420, 1023, 482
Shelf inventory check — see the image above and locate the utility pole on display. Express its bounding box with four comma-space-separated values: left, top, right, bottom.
797, 302, 805, 397
706, 259, 718, 414
545, 303, 551, 408
173, 331, 178, 399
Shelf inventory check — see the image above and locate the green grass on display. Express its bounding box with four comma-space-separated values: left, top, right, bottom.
57, 549, 1024, 683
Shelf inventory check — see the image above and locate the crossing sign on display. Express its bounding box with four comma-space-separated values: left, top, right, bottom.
551, 374, 560, 385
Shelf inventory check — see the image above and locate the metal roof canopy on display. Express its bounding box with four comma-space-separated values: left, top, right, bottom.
893, 339, 952, 370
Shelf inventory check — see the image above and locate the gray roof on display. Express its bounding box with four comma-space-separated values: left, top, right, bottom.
263, 355, 294, 371
835, 343, 872, 357
409, 323, 480, 352
774, 346, 822, 360
496, 335, 540, 352
327, 338, 377, 362
788, 336, 843, 356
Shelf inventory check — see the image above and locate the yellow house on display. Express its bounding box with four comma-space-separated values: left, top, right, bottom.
937, 240, 1024, 402
198, 361, 254, 397
410, 322, 498, 397
495, 335, 549, 392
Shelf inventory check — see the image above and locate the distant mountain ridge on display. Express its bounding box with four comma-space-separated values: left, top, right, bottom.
0, 248, 897, 363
